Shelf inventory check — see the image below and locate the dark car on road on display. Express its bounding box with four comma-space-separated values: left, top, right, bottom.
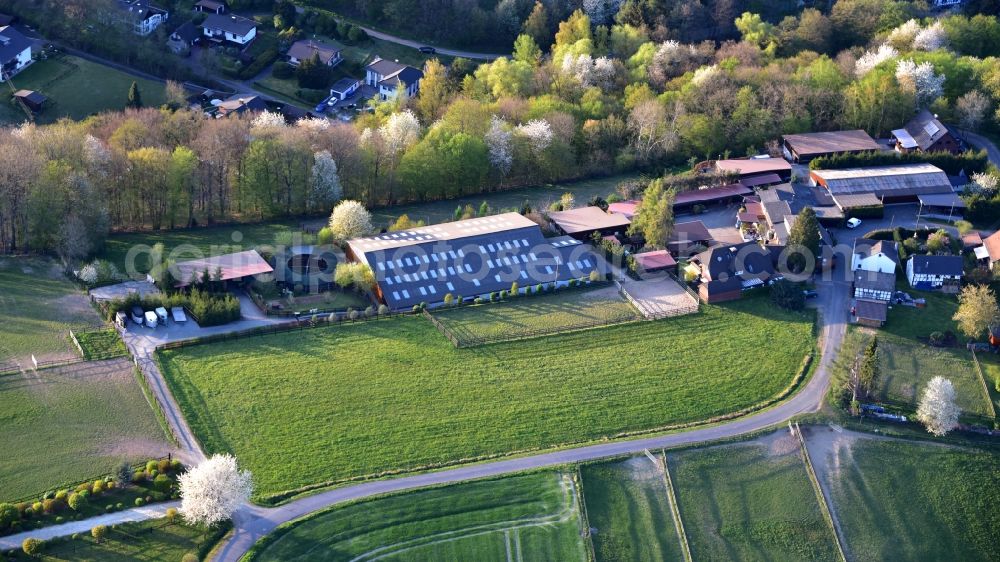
419, 46, 436, 54
803, 289, 819, 299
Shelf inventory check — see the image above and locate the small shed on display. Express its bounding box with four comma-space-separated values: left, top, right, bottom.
633, 250, 677, 274
854, 299, 888, 327
13, 90, 46, 112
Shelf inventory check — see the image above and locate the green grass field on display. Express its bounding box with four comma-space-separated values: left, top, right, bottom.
669, 436, 839, 561
246, 472, 586, 561
976, 351, 1000, 416
0, 258, 101, 367
73, 329, 127, 361
581, 458, 683, 562
6, 519, 221, 561
432, 286, 640, 345
0, 359, 171, 502
883, 289, 959, 341
158, 297, 814, 499
877, 334, 991, 417
825, 439, 1000, 561
99, 221, 302, 274
1, 54, 167, 125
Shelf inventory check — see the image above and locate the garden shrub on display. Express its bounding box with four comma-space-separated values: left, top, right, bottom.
115, 503, 124, 510
75, 483, 89, 493
166, 507, 178, 523
171, 459, 182, 472
132, 470, 145, 483
91, 524, 107, 543
182, 553, 199, 562
67, 493, 85, 511
153, 474, 173, 493
105, 504, 114, 513
31, 502, 42, 514
41, 499, 57, 514
92, 480, 104, 494
158, 459, 171, 473
0, 503, 17, 529
22, 538, 42, 556
134, 498, 145, 507
54, 490, 68, 502
272, 61, 294, 79
149, 470, 158, 479
238, 48, 278, 80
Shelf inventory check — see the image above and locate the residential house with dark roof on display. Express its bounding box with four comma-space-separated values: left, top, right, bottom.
287, 39, 342, 67
852, 240, 899, 274
892, 110, 962, 154
117, 0, 168, 36
214, 94, 266, 117
329, 77, 361, 101
781, 130, 880, 162
347, 212, 608, 310
852, 269, 894, 327
201, 13, 256, 46
905, 255, 963, 292
194, 0, 226, 14
167, 21, 199, 53
695, 242, 783, 303
365, 57, 423, 100
0, 25, 32, 81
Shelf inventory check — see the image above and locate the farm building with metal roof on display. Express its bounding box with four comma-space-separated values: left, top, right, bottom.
781, 130, 879, 162
346, 213, 608, 310
811, 163, 953, 204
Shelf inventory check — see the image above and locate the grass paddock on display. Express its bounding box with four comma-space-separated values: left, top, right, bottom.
159, 296, 815, 500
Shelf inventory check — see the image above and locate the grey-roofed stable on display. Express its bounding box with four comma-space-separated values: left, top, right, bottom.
347, 213, 608, 310
812, 163, 953, 199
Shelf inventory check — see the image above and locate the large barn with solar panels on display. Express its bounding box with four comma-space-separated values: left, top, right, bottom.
346, 213, 609, 310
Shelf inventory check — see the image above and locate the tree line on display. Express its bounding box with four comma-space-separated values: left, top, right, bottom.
2, 7, 1000, 259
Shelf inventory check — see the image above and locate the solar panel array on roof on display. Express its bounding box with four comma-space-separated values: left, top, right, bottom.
348, 215, 608, 309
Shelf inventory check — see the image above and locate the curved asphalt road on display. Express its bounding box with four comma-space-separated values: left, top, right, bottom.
343, 21, 505, 61
212, 277, 850, 561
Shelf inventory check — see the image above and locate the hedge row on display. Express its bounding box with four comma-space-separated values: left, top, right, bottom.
809, 149, 989, 176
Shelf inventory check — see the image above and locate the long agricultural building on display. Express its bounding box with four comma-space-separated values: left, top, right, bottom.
346, 213, 608, 310
810, 163, 954, 209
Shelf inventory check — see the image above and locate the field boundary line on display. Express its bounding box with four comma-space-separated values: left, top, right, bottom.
794, 423, 848, 562
969, 349, 997, 420
659, 452, 693, 562
573, 469, 597, 562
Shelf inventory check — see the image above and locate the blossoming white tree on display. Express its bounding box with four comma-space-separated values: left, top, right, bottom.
328, 200, 373, 240
970, 171, 998, 195
887, 19, 921, 49
378, 110, 420, 156
690, 64, 719, 86
913, 21, 947, 52
179, 454, 253, 527
310, 150, 343, 209
249, 111, 286, 134
916, 376, 960, 436
855, 44, 898, 78
484, 116, 513, 181
895, 59, 945, 108
515, 119, 553, 153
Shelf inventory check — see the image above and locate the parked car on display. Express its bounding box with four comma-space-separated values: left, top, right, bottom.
803, 289, 819, 299
846, 217, 862, 229
131, 306, 144, 325
144, 310, 158, 328
419, 46, 436, 54
155, 306, 169, 323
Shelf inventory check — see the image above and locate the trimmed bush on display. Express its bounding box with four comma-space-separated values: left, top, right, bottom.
134, 498, 145, 507
31, 502, 42, 513
91, 524, 107, 543
146, 461, 159, 473
116, 503, 124, 510
105, 504, 114, 513
0, 503, 17, 529
153, 473, 173, 493
166, 507, 178, 523
41, 499, 58, 514
92, 480, 104, 494
158, 459, 171, 473
67, 493, 85, 511
22, 538, 42, 556
54, 490, 68, 502
132, 470, 145, 483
